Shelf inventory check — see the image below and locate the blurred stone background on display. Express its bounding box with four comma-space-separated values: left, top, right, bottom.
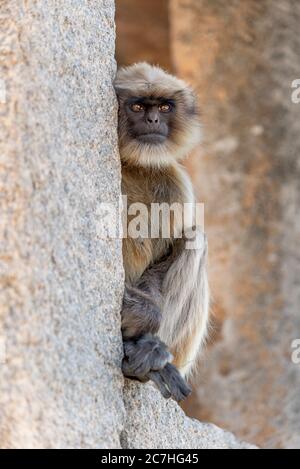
116, 0, 300, 448
0, 0, 255, 449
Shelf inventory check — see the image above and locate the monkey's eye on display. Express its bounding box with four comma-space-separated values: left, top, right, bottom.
159, 103, 172, 113
130, 103, 144, 112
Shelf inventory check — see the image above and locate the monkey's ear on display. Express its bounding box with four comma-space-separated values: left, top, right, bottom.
114, 84, 130, 103
113, 77, 129, 94
175, 89, 199, 117
114, 82, 125, 91
113, 82, 124, 96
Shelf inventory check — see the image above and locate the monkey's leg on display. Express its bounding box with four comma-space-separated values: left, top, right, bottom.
121, 253, 178, 375
121, 243, 183, 340
121, 285, 162, 339
122, 283, 176, 390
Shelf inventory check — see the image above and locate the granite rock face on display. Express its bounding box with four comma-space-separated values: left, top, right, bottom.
0, 0, 255, 449
0, 0, 124, 448
122, 381, 256, 449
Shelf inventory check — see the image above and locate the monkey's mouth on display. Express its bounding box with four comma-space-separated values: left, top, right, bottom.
136, 133, 167, 144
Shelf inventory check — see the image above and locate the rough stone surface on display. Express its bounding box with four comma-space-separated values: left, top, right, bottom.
0, 0, 124, 448
0, 0, 256, 450
122, 381, 256, 449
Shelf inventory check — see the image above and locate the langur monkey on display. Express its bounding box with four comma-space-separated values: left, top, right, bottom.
115, 63, 209, 401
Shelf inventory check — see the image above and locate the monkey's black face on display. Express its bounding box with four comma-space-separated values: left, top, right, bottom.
125, 97, 175, 145
115, 63, 201, 167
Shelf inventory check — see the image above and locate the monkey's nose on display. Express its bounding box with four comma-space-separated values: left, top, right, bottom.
146, 117, 159, 123
146, 110, 159, 124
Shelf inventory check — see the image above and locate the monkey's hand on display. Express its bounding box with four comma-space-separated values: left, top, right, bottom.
122, 335, 191, 402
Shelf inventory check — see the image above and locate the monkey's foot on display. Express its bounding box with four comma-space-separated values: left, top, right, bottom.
148, 363, 192, 402
122, 335, 191, 402
122, 334, 172, 379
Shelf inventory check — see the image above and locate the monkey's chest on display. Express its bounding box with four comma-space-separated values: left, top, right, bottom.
122, 166, 187, 283
123, 199, 176, 283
